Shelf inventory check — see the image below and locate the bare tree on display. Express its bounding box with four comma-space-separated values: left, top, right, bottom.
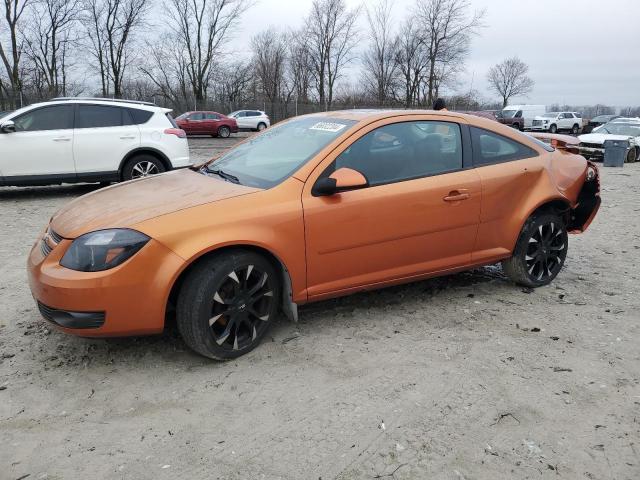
166, 0, 250, 105
305, 0, 359, 110
25, 0, 80, 99
84, 0, 150, 98
487, 56, 534, 107
415, 0, 484, 106
251, 28, 288, 118
0, 0, 31, 107
288, 32, 313, 104
394, 20, 426, 107
362, 0, 398, 105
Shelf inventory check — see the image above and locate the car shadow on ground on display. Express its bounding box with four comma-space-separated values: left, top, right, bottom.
19, 265, 509, 371
0, 183, 105, 200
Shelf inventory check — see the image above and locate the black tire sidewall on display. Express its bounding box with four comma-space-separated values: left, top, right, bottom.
177, 251, 281, 360
122, 155, 165, 181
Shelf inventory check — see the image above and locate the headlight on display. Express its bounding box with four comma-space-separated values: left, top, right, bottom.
60, 229, 150, 272
586, 166, 597, 181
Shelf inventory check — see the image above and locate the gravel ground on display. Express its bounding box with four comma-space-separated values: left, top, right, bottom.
0, 138, 638, 480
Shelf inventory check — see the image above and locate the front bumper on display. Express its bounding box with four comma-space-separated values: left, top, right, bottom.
578, 146, 604, 161
529, 125, 550, 131
27, 233, 185, 337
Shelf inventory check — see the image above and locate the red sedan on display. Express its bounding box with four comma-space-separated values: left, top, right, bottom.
175, 111, 239, 138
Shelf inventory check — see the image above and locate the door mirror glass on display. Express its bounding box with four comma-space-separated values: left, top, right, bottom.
313, 167, 369, 196
0, 120, 15, 133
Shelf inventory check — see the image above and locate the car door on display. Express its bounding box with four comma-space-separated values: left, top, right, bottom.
468, 126, 543, 263
234, 111, 249, 129
73, 104, 140, 176
559, 113, 572, 130
0, 104, 75, 180
205, 112, 221, 134
301, 118, 481, 299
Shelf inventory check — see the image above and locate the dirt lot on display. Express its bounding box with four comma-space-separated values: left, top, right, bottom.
1, 136, 639, 480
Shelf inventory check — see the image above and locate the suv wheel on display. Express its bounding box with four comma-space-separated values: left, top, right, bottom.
177, 251, 281, 360
122, 154, 165, 181
626, 147, 637, 163
571, 124, 580, 134
257, 122, 267, 131
549, 124, 558, 134
502, 212, 568, 288
217, 126, 231, 138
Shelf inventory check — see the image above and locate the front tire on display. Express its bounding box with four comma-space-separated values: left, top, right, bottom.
217, 126, 231, 138
502, 212, 568, 288
549, 124, 558, 134
626, 147, 638, 163
257, 122, 267, 131
177, 251, 281, 360
122, 155, 165, 181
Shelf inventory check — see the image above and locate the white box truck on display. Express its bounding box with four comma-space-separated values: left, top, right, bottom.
496, 105, 546, 131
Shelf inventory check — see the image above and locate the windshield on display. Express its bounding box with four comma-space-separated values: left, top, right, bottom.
541, 113, 558, 118
205, 116, 356, 188
228, 111, 240, 117
175, 113, 188, 120
499, 109, 516, 119
596, 123, 640, 136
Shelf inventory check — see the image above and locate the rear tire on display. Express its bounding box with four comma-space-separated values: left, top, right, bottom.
176, 251, 281, 360
571, 124, 580, 135
122, 154, 165, 181
502, 212, 568, 288
217, 126, 231, 138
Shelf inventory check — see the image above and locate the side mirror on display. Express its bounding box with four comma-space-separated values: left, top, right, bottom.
313, 167, 369, 196
1, 120, 15, 133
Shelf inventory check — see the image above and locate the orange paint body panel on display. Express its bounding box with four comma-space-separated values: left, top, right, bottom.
26, 110, 600, 339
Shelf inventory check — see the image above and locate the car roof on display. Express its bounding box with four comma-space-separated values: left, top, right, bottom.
28, 98, 167, 113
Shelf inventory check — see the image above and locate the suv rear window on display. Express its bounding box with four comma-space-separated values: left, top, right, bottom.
165, 113, 178, 128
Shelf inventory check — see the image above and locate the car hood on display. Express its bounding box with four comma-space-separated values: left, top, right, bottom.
578, 133, 632, 145
50, 169, 260, 239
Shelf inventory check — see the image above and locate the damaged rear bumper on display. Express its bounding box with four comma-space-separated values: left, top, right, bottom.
568, 161, 601, 233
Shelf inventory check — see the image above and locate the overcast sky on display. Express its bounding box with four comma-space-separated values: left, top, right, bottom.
231, 0, 640, 107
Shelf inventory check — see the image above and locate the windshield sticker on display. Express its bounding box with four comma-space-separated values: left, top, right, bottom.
309, 122, 348, 133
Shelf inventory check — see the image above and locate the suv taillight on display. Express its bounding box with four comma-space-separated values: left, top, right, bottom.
164, 128, 186, 139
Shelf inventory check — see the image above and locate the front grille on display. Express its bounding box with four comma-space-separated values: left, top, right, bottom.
37, 302, 105, 329
37, 302, 57, 322
49, 229, 63, 244
580, 142, 603, 149
39, 227, 63, 257
40, 239, 53, 256
533, 120, 542, 126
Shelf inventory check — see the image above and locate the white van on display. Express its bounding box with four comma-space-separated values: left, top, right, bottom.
497, 105, 546, 130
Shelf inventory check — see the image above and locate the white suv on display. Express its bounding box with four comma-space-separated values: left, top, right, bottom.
0, 98, 191, 186
530, 112, 583, 134
227, 110, 270, 131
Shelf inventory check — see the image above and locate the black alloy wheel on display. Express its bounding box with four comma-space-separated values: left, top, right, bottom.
502, 212, 568, 288
208, 264, 276, 351
524, 221, 567, 283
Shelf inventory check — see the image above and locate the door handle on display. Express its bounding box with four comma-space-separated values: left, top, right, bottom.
443, 189, 470, 202
52, 137, 70, 142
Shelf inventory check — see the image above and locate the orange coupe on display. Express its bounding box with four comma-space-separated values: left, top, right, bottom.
28, 110, 601, 359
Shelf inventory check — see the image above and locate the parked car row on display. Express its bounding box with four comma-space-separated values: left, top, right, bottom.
175, 110, 270, 138
578, 117, 640, 163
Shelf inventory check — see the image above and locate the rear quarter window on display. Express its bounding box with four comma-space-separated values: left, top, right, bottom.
471, 127, 538, 166
128, 108, 154, 125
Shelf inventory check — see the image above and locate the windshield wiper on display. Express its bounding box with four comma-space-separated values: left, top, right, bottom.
206, 168, 240, 184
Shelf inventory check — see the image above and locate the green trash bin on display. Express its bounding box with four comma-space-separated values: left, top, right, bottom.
603, 139, 628, 167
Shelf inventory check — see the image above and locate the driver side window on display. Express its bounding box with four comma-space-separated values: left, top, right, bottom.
331, 121, 463, 187
13, 105, 74, 132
